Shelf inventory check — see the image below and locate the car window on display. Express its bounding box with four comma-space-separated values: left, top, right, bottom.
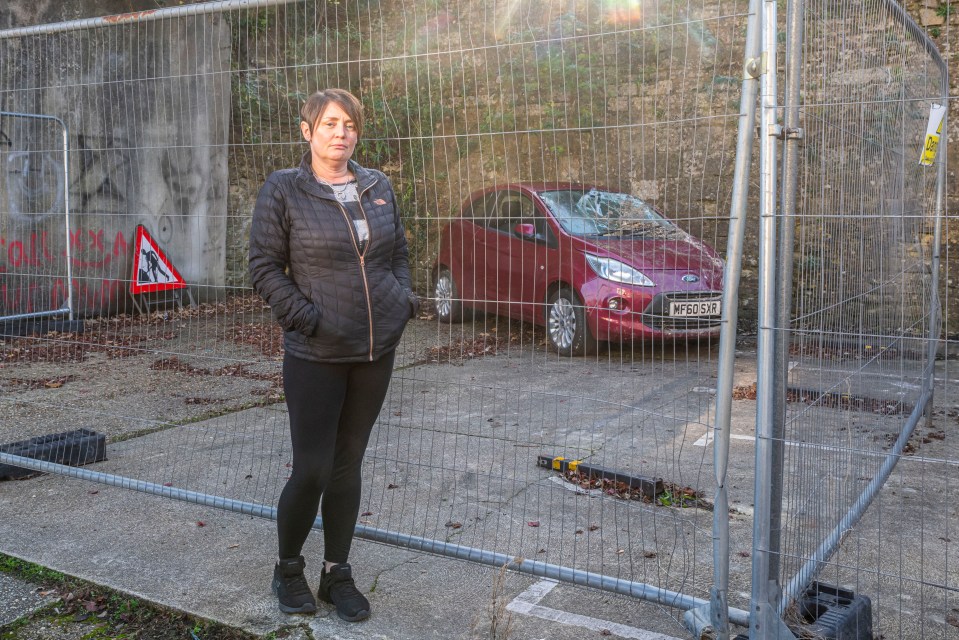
496, 196, 523, 233
462, 193, 497, 226
488, 194, 556, 245
540, 189, 686, 239
522, 197, 556, 245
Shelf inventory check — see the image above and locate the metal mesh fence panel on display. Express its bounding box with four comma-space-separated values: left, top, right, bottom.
0, 2, 756, 633
8, 1, 951, 637
0, 111, 72, 323
768, 1, 952, 637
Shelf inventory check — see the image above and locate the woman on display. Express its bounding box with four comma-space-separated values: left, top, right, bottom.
249, 88, 418, 621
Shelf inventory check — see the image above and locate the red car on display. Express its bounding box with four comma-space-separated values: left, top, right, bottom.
433, 184, 725, 355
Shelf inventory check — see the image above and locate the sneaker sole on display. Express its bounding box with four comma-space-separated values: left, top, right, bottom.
272, 579, 317, 614
317, 592, 370, 622
336, 607, 370, 622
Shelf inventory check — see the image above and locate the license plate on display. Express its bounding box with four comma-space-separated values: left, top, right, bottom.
669, 299, 721, 317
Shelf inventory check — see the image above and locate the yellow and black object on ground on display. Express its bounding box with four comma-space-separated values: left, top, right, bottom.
536, 455, 663, 499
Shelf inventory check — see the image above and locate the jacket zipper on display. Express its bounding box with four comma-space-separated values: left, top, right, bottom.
333, 180, 376, 361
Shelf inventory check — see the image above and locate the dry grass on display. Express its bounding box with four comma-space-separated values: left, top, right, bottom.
469, 563, 515, 640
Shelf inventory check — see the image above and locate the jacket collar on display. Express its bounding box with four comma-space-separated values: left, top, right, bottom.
295, 151, 377, 199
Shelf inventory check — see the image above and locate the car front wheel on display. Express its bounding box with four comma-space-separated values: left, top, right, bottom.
434, 267, 463, 323
546, 288, 596, 356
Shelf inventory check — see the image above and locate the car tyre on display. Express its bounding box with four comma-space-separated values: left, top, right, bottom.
434, 267, 463, 323
546, 287, 596, 356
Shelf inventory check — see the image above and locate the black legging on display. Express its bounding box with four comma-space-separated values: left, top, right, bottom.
277, 350, 396, 563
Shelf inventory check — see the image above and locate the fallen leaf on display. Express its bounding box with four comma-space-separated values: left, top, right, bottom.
946, 611, 959, 628
228, 544, 240, 549
361, 511, 373, 516
387, 483, 399, 489
196, 521, 206, 527
589, 524, 600, 531
527, 521, 540, 527
445, 521, 462, 529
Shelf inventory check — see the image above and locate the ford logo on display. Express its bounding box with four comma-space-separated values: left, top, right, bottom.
681, 274, 699, 283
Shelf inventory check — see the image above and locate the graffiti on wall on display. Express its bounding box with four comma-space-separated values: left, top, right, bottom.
1, 132, 133, 224
1, 14, 231, 318
0, 227, 129, 316
5, 151, 65, 221
74, 135, 133, 215
1, 128, 136, 316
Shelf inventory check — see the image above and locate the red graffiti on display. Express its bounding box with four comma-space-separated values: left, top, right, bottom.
50, 278, 122, 311
88, 229, 105, 253
112, 230, 128, 258
5, 232, 55, 267
62, 228, 127, 268
0, 228, 128, 315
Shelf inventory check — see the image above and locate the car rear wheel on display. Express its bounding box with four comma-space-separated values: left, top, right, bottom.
434, 267, 463, 323
546, 287, 596, 356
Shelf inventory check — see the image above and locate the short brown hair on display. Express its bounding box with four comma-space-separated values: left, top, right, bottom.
300, 89, 363, 138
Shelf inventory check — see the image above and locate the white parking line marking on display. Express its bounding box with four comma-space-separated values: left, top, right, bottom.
547, 475, 599, 495
506, 579, 684, 640
693, 430, 959, 466
693, 431, 755, 447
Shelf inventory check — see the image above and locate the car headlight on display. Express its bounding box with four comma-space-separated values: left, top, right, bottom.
585, 254, 654, 287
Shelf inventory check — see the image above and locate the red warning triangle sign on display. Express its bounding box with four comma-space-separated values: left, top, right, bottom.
129, 225, 187, 294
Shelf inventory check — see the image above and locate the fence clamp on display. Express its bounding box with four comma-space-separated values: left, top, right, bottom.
776, 127, 804, 141
744, 52, 766, 79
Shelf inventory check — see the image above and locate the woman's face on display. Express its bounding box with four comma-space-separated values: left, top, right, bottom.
300, 101, 358, 167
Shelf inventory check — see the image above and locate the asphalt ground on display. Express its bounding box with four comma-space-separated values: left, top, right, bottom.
1, 312, 957, 639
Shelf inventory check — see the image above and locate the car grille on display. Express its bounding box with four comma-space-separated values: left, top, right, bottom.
641, 292, 723, 331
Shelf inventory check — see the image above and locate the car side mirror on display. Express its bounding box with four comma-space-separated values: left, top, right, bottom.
513, 223, 536, 240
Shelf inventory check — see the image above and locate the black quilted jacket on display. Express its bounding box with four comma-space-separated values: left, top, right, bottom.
249, 153, 416, 363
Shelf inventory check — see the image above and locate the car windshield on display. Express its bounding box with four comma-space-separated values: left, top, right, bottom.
539, 189, 686, 239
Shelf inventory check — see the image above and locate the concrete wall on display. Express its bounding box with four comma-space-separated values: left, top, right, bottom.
0, 2, 231, 316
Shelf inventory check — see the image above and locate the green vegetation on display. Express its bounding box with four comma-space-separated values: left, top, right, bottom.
0, 552, 258, 640
0, 555, 65, 582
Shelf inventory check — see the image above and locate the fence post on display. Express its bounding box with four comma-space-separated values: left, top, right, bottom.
770, 0, 805, 588
750, 0, 797, 638
682, 1, 762, 638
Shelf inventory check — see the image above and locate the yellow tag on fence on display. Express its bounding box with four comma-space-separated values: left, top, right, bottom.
920, 103, 946, 167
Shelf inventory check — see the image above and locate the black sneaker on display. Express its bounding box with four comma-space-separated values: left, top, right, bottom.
271, 556, 317, 614
318, 563, 370, 622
